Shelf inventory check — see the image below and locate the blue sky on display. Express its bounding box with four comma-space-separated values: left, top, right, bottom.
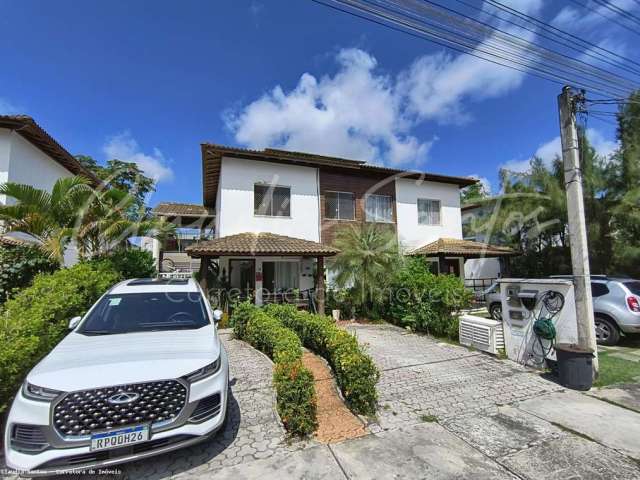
0, 0, 635, 205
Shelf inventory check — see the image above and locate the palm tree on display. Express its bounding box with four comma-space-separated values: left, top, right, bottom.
0, 176, 175, 262
0, 177, 93, 262
331, 222, 400, 317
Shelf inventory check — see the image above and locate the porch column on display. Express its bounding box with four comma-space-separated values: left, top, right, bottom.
316, 256, 325, 316
438, 255, 447, 275
198, 256, 209, 293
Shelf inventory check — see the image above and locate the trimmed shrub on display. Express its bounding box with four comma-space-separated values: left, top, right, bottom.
264, 304, 379, 416
0, 244, 59, 304
385, 257, 472, 340
0, 261, 121, 412
231, 303, 317, 436
89, 248, 156, 279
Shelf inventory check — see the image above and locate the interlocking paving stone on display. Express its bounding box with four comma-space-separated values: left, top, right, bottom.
346, 323, 562, 430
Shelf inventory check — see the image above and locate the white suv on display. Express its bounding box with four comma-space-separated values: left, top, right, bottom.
4, 278, 229, 475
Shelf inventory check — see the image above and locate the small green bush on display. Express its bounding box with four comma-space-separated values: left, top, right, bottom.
0, 262, 121, 412
231, 303, 317, 436
0, 244, 59, 304
385, 258, 472, 340
89, 248, 156, 279
264, 304, 379, 416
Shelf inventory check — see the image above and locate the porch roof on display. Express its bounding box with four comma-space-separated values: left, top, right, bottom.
408, 238, 519, 258
152, 202, 214, 217
185, 232, 339, 258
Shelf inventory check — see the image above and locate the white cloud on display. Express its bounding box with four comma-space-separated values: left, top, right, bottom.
226, 48, 435, 166
103, 131, 173, 183
501, 128, 618, 172
226, 42, 536, 166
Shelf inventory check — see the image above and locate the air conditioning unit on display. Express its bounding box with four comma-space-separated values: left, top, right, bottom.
458, 315, 505, 355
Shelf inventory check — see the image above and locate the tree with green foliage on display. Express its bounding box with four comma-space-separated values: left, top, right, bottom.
0, 176, 174, 262
0, 243, 59, 304
330, 223, 400, 318
75, 155, 156, 211
0, 176, 93, 261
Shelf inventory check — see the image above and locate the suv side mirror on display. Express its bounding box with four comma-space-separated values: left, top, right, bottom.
212, 309, 223, 324
69, 316, 82, 330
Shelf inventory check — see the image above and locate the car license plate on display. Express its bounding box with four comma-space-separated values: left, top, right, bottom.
90, 424, 150, 451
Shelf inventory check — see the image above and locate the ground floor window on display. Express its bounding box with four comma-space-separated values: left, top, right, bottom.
262, 261, 299, 292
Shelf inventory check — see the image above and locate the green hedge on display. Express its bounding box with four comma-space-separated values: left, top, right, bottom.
264, 304, 379, 416
231, 303, 317, 436
0, 244, 59, 304
0, 262, 122, 412
385, 257, 472, 340
88, 248, 156, 279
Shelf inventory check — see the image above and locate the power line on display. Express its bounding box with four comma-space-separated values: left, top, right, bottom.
591, 0, 640, 27
452, 0, 640, 76
486, 0, 640, 63
565, 0, 640, 36
312, 0, 640, 97
398, 0, 639, 90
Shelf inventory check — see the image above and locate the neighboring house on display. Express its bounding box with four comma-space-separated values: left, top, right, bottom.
151, 144, 515, 313
0, 115, 100, 264
461, 201, 520, 283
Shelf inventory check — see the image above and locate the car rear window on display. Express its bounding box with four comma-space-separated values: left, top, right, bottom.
79, 292, 210, 335
624, 282, 640, 296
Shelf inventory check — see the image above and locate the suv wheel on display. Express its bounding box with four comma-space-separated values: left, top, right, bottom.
489, 303, 502, 321
595, 315, 620, 346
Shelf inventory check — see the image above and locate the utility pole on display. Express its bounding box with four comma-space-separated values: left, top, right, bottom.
557, 85, 598, 376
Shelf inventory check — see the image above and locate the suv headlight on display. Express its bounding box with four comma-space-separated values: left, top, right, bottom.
22, 382, 62, 402
184, 358, 221, 383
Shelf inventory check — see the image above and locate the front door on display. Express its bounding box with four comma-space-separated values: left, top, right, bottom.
229, 259, 256, 299
443, 258, 461, 277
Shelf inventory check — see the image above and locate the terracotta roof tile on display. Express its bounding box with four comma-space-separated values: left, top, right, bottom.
152, 202, 214, 217
408, 237, 518, 258
185, 232, 339, 257
0, 115, 101, 186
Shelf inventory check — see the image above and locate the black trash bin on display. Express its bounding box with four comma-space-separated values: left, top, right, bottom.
555, 343, 594, 391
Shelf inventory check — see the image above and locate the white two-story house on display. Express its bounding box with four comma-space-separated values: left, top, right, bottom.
151, 144, 516, 313
0, 115, 100, 263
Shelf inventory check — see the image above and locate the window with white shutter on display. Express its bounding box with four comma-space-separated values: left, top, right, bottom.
365, 194, 392, 223
417, 199, 441, 225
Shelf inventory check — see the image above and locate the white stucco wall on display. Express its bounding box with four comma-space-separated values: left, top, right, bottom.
216, 156, 320, 241
464, 257, 501, 279
0, 129, 13, 205
0, 128, 78, 264
7, 131, 74, 196
395, 178, 463, 251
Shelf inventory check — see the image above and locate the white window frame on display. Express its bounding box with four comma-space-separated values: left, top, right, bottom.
254, 183, 291, 217
325, 191, 355, 221
417, 198, 442, 226
365, 194, 393, 223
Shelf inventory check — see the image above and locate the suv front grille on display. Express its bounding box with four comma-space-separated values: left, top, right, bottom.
53, 380, 187, 437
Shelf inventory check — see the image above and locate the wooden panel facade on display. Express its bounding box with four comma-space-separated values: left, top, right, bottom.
319, 169, 397, 245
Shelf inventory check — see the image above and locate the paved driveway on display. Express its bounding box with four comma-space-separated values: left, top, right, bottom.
344, 323, 562, 430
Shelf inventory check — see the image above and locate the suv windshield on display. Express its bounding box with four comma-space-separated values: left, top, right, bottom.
79, 292, 210, 335
624, 281, 640, 296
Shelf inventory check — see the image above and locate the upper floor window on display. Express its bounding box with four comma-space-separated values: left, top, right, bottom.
365, 194, 392, 223
326, 191, 355, 220
254, 184, 291, 217
418, 198, 441, 225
